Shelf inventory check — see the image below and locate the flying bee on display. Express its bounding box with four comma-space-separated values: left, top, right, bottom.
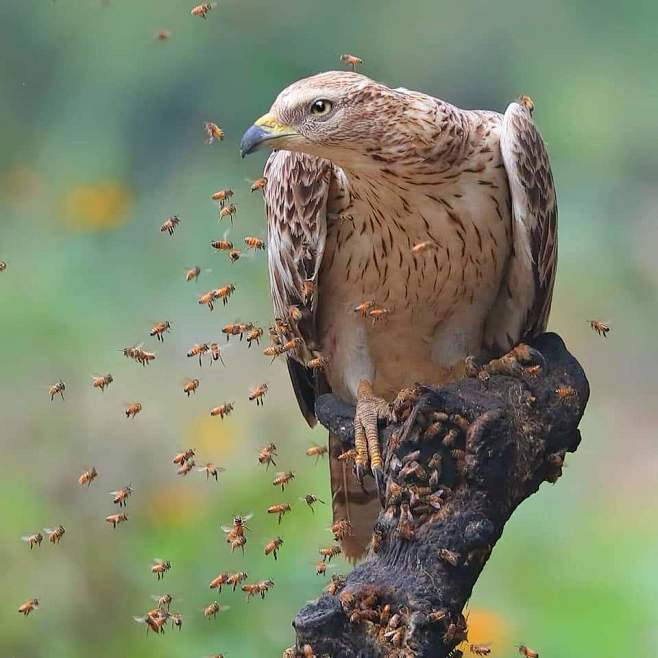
305, 444, 328, 462
250, 177, 267, 192
111, 485, 133, 507
183, 378, 200, 396
125, 402, 142, 418
187, 342, 210, 366
49, 380, 65, 401
272, 471, 295, 491
331, 519, 352, 541
222, 322, 243, 341
204, 121, 224, 143
264, 536, 283, 560
78, 466, 98, 487
248, 383, 268, 406
207, 342, 224, 366
518, 646, 539, 658
219, 203, 237, 222
340, 53, 363, 70
155, 29, 171, 40
230, 535, 246, 553
469, 644, 492, 656
244, 236, 265, 250
177, 460, 195, 476
242, 579, 274, 600
307, 355, 329, 370
263, 344, 284, 361
412, 240, 439, 253
301, 494, 325, 512
280, 337, 303, 353
319, 545, 341, 562
173, 449, 195, 465
21, 532, 43, 550
160, 215, 180, 236
105, 512, 128, 528
227, 571, 248, 591
238, 321, 254, 337
197, 463, 224, 481
211, 188, 233, 206
214, 283, 236, 307
134, 611, 167, 635
211, 239, 233, 251
185, 266, 201, 282
228, 249, 241, 263
337, 448, 357, 464
555, 385, 576, 398
169, 612, 183, 630
192, 2, 216, 19
151, 559, 171, 580
18, 598, 39, 616
92, 373, 113, 391
258, 442, 277, 469
267, 503, 291, 524
150, 321, 171, 342
315, 560, 329, 576
44, 525, 65, 544
246, 326, 263, 347
137, 349, 156, 366
210, 402, 234, 418
369, 306, 391, 324
203, 601, 228, 619
354, 300, 376, 318
151, 593, 174, 611
222, 514, 253, 542
199, 289, 218, 311
588, 320, 610, 337
209, 572, 229, 591
0, 260, 6, 272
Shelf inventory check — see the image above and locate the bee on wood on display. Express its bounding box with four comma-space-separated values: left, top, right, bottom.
91, 374, 113, 392
305, 444, 328, 462
44, 525, 65, 544
203, 601, 228, 619
106, 512, 128, 528
211, 188, 233, 206
340, 53, 363, 71
264, 536, 283, 560
211, 239, 233, 251
437, 547, 461, 566
331, 519, 352, 541
125, 402, 142, 419
280, 337, 303, 354
177, 460, 195, 476
354, 300, 376, 318
518, 646, 540, 658
21, 532, 43, 550
319, 545, 341, 562
183, 378, 200, 396
204, 121, 224, 143
209, 572, 229, 591
244, 236, 265, 250
287, 305, 302, 323
18, 598, 39, 616
150, 321, 171, 342
187, 343, 210, 365
228, 249, 241, 263
151, 559, 171, 580
397, 504, 415, 541
325, 574, 347, 596
469, 644, 492, 656
268, 503, 291, 524
588, 320, 610, 337
306, 355, 329, 370
226, 571, 248, 591
246, 326, 263, 347
302, 279, 315, 304
219, 203, 237, 222
185, 266, 202, 282
250, 177, 267, 192
49, 380, 66, 401
160, 215, 180, 236
301, 494, 325, 512
210, 402, 234, 418
272, 471, 294, 491
249, 383, 268, 406
78, 467, 98, 487
370, 525, 384, 553
197, 463, 224, 481
555, 385, 576, 398
369, 306, 391, 325
258, 442, 277, 469
111, 485, 133, 507
0, 260, 6, 272
412, 240, 439, 253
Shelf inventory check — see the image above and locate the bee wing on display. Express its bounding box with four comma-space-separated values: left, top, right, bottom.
220, 525, 233, 533
133, 616, 147, 624
242, 513, 254, 522
219, 605, 230, 612
20, 535, 34, 543
196, 466, 208, 472
42, 528, 54, 534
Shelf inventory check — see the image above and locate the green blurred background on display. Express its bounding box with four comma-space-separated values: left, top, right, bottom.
1, 0, 656, 656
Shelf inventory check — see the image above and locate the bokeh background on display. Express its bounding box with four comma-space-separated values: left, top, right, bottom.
1, 0, 657, 656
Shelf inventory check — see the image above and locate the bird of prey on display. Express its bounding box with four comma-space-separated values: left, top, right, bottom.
241, 72, 557, 558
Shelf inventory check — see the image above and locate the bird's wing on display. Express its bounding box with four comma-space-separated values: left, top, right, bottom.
484, 100, 558, 353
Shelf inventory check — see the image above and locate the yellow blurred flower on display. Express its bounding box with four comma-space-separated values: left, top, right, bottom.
186, 414, 240, 460
63, 181, 132, 232
461, 608, 509, 649
144, 483, 207, 526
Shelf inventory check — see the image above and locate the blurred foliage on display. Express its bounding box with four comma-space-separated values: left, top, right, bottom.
1, 0, 657, 657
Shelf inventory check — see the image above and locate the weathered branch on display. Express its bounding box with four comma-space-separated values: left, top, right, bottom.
291, 333, 589, 658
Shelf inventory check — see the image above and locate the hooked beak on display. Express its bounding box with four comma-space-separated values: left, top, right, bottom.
240, 113, 298, 158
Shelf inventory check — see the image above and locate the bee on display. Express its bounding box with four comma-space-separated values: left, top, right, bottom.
21, 532, 43, 550
137, 348, 156, 366
209, 572, 230, 591
518, 646, 540, 658
222, 322, 243, 341
258, 442, 277, 469
151, 559, 172, 580
469, 644, 492, 656
307, 355, 329, 370
177, 460, 195, 476
250, 177, 267, 192
315, 560, 328, 576
263, 344, 284, 361
78, 466, 98, 486
272, 471, 295, 491
155, 29, 171, 41
305, 444, 328, 462
183, 378, 200, 396
185, 266, 202, 282
91, 373, 113, 392
301, 494, 325, 512
0, 260, 6, 272
288, 305, 303, 322
280, 337, 303, 353
267, 503, 291, 524
243, 579, 274, 600
44, 525, 65, 544
428, 608, 448, 623
173, 449, 195, 466
187, 342, 210, 366
228, 249, 241, 263
219, 203, 237, 222
105, 512, 128, 528
226, 571, 248, 591
152, 593, 173, 611
222, 514, 253, 543
319, 545, 341, 562
437, 547, 461, 567
210, 402, 234, 418
301, 645, 316, 658
211, 239, 233, 251
125, 402, 142, 419
199, 289, 218, 311
248, 383, 268, 406
340, 53, 363, 70
337, 448, 357, 464
325, 574, 346, 596
203, 601, 228, 619
49, 380, 65, 401
18, 598, 39, 616
215, 283, 236, 306
302, 279, 315, 303
134, 611, 167, 634
331, 519, 352, 541
211, 189, 233, 206
588, 320, 610, 337
111, 485, 133, 507
197, 463, 224, 481
370, 525, 384, 553
264, 536, 283, 560
204, 121, 224, 143
555, 385, 576, 398
169, 612, 183, 631
192, 3, 215, 19
246, 326, 263, 347
412, 240, 438, 253
150, 321, 171, 342
354, 300, 376, 318
244, 236, 266, 250
397, 503, 415, 541
369, 306, 391, 324
160, 215, 180, 236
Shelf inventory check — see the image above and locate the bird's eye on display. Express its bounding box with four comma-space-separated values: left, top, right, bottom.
310, 99, 333, 116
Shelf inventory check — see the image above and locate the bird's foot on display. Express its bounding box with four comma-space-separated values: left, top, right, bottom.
354, 379, 389, 504
466, 343, 546, 380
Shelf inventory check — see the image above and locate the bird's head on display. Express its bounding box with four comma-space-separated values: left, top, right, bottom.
240, 71, 416, 169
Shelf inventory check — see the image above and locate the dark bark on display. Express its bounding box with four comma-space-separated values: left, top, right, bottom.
291, 333, 589, 658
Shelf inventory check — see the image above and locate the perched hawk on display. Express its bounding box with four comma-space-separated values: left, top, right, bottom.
241, 72, 557, 558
